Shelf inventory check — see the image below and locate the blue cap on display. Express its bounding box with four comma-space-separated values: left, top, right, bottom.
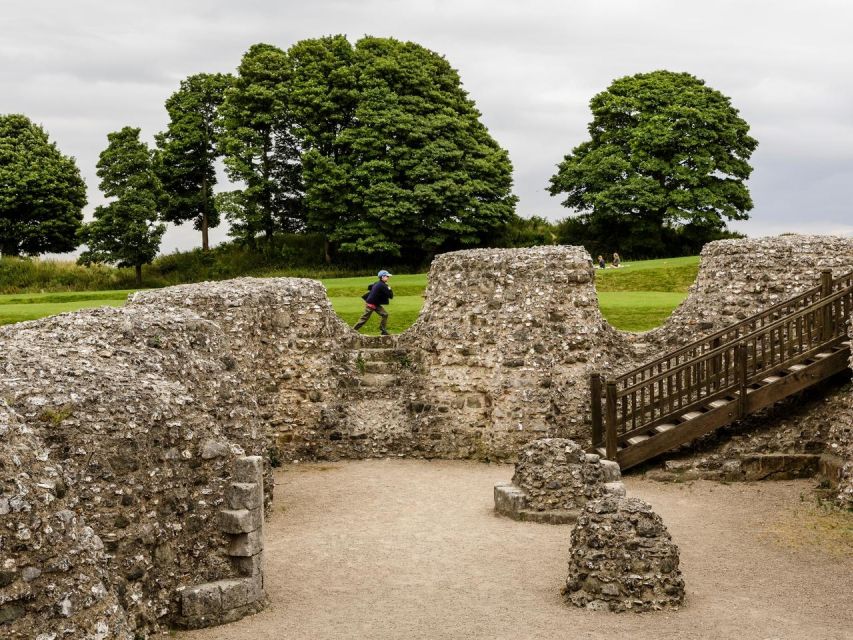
378, 270, 392, 277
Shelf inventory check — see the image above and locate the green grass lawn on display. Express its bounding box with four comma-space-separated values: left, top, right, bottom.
0, 256, 700, 333
0, 290, 134, 326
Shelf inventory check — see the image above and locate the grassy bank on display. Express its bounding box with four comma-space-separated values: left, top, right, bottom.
0, 256, 700, 333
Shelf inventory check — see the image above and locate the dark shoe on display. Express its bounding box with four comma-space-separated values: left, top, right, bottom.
380, 330, 389, 336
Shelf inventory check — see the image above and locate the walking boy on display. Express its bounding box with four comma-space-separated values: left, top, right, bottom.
354, 270, 394, 335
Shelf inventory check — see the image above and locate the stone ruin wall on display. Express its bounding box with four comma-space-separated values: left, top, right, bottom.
3, 237, 853, 637
647, 235, 853, 505
399, 246, 630, 458
648, 234, 853, 351
0, 307, 269, 637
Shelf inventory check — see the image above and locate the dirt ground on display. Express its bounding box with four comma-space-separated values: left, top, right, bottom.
177, 459, 853, 640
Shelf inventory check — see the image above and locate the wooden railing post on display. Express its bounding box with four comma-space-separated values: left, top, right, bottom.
821, 269, 833, 341
736, 343, 748, 418
710, 336, 721, 388
590, 373, 603, 449
605, 381, 618, 460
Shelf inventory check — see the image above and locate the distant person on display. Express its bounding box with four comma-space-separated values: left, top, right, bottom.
354, 270, 394, 336
612, 252, 621, 268
597, 255, 606, 269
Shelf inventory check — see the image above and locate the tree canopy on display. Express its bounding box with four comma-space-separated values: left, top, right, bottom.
0, 114, 87, 256
156, 72, 232, 251
292, 36, 516, 259
78, 127, 165, 284
549, 70, 757, 256
220, 43, 304, 244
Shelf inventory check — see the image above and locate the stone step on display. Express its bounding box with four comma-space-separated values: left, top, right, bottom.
358, 372, 399, 387
357, 335, 397, 348
358, 347, 405, 363
364, 361, 396, 374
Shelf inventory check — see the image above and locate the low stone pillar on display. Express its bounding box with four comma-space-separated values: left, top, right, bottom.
563, 496, 684, 612
494, 438, 625, 523
177, 456, 267, 628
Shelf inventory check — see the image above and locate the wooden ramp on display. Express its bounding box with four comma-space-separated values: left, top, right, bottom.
590, 269, 853, 470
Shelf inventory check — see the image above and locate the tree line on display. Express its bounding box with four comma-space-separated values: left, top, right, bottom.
0, 37, 757, 283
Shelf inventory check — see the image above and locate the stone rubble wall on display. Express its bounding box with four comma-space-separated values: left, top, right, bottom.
648, 234, 853, 352
0, 400, 132, 638
129, 278, 357, 463
6, 237, 853, 637
828, 324, 853, 508
494, 438, 625, 524
400, 246, 630, 460
563, 496, 684, 612
176, 456, 266, 629
0, 307, 267, 637
511, 438, 623, 510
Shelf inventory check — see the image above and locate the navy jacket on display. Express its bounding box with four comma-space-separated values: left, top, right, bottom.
366, 279, 393, 306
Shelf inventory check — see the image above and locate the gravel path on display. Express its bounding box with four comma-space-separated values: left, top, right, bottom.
177, 459, 853, 640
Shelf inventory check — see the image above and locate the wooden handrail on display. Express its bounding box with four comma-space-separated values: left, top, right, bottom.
593, 268, 853, 457
615, 270, 853, 384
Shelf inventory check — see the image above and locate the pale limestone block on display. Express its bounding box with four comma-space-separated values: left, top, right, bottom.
218, 508, 262, 534
234, 456, 263, 483
228, 530, 264, 557
181, 582, 222, 618
225, 482, 262, 511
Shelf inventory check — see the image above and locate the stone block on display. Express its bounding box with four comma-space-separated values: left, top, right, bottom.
599, 460, 622, 483
219, 579, 249, 611
218, 508, 262, 534
234, 456, 263, 483
234, 552, 264, 577
603, 481, 626, 497
494, 482, 528, 517
181, 582, 222, 618
225, 482, 263, 510
228, 530, 264, 557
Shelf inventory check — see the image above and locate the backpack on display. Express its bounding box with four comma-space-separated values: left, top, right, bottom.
361, 282, 374, 301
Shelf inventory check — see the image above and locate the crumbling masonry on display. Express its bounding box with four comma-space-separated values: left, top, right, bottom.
2, 237, 853, 636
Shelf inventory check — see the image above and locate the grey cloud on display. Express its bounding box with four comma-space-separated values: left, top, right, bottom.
3, 0, 852, 254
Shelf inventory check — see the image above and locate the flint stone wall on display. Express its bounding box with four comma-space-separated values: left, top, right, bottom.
400, 246, 629, 459
649, 234, 853, 351
0, 307, 267, 637
494, 438, 624, 524
564, 496, 684, 612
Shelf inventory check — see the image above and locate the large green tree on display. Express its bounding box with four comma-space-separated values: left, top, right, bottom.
220, 43, 303, 245
284, 36, 516, 260
548, 70, 757, 256
156, 72, 232, 251
78, 127, 165, 285
286, 35, 358, 262
0, 114, 86, 256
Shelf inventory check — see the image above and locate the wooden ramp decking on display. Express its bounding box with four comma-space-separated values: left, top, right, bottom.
591, 269, 853, 470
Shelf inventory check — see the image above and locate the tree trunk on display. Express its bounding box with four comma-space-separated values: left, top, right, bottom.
201, 211, 209, 252
201, 176, 210, 251
135, 264, 142, 287
324, 237, 332, 265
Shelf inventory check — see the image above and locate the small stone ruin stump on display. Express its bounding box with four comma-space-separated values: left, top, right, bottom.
494, 438, 625, 524
563, 496, 684, 612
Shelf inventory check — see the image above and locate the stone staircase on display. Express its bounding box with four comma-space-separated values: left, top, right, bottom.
355, 335, 407, 388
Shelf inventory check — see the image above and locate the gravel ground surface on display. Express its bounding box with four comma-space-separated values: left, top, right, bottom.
177, 459, 853, 640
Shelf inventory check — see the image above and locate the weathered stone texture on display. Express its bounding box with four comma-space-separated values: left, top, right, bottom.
401, 246, 629, 459
494, 438, 624, 523
564, 496, 684, 612
649, 234, 853, 351
0, 306, 267, 636
512, 439, 620, 510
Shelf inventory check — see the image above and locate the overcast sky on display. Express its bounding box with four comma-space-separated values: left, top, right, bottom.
3, 0, 852, 254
